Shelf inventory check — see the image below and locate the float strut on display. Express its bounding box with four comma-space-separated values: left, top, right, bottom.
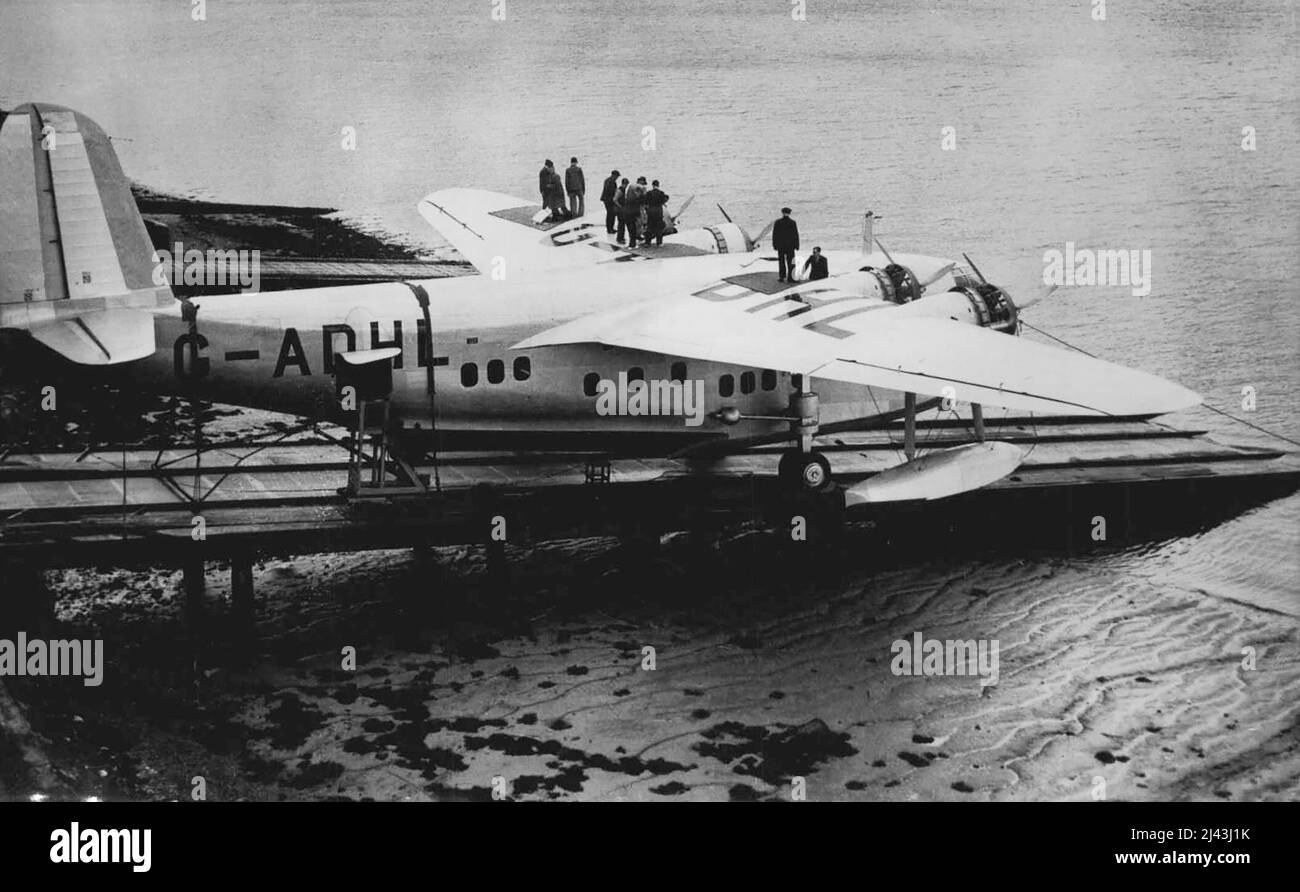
904, 392, 917, 460
230, 551, 255, 635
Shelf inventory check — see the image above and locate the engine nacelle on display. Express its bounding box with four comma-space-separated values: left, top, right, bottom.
946, 282, 1019, 333
889, 281, 1019, 333
860, 264, 922, 304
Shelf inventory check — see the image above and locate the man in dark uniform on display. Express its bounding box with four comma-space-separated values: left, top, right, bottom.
801, 246, 829, 280
772, 206, 799, 281
600, 169, 620, 234
643, 180, 670, 247
614, 177, 630, 244
538, 160, 553, 209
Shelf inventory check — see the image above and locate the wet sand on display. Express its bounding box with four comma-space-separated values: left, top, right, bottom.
8, 496, 1297, 802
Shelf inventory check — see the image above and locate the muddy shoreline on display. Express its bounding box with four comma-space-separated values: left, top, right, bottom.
5, 489, 1298, 802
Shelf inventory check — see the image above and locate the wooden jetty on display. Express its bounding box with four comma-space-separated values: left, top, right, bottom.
0, 415, 1296, 632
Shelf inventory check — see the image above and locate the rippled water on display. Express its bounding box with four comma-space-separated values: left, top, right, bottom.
2, 0, 1297, 798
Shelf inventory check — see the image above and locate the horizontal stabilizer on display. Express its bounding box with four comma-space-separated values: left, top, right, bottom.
27, 308, 156, 365
843, 441, 1024, 505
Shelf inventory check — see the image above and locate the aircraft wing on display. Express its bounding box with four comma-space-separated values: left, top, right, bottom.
512, 295, 1201, 417
418, 187, 709, 275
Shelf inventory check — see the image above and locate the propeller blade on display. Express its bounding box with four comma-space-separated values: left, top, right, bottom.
962, 252, 988, 285
748, 220, 774, 250
716, 202, 734, 224
874, 238, 898, 266
1016, 283, 1059, 311
670, 194, 695, 225
918, 262, 956, 290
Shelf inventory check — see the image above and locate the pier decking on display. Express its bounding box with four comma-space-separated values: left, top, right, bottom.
1, 417, 1295, 567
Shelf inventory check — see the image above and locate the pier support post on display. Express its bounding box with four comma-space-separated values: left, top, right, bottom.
0, 561, 52, 638
485, 539, 510, 595
972, 403, 986, 442
183, 554, 205, 632
230, 552, 254, 637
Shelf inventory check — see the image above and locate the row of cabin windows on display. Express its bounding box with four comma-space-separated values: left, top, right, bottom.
720, 369, 779, 397
582, 363, 688, 397
579, 365, 779, 398
461, 356, 531, 387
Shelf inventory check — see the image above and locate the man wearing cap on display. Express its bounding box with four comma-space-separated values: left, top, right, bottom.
614, 177, 630, 244
643, 180, 670, 247
772, 207, 800, 282
600, 169, 621, 235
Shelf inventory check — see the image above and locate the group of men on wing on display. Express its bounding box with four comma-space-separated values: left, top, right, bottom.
538, 158, 586, 221
600, 170, 672, 247
536, 159, 671, 246
537, 160, 829, 280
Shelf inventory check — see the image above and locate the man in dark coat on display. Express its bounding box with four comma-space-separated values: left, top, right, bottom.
565, 157, 586, 218
539, 159, 553, 208
772, 206, 799, 282
614, 177, 630, 244
539, 160, 566, 221
600, 169, 620, 234
643, 180, 670, 247
801, 246, 829, 280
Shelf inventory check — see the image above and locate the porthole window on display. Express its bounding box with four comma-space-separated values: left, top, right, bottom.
583, 372, 601, 397
719, 374, 734, 397
761, 369, 777, 391
514, 356, 531, 381
487, 359, 504, 384
628, 366, 645, 382
740, 371, 756, 394
670, 361, 687, 382
460, 362, 478, 387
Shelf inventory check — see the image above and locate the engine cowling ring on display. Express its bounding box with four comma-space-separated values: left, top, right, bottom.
948, 284, 1019, 333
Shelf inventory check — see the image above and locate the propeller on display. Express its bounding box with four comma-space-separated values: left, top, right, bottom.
919, 262, 956, 289
1014, 283, 1059, 310
871, 237, 952, 294
667, 194, 694, 228
716, 202, 774, 251
962, 252, 988, 285
961, 251, 1058, 310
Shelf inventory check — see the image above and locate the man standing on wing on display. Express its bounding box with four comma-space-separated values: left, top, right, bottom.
566, 157, 586, 218
772, 206, 799, 282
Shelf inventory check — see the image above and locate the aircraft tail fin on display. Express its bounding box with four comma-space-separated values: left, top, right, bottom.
0, 103, 168, 363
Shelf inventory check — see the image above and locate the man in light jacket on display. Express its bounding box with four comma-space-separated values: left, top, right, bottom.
565, 157, 586, 218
